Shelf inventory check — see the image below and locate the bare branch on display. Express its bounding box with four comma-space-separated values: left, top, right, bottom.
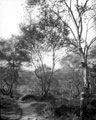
84, 0, 90, 8
88, 36, 96, 48
52, 10, 78, 45
63, 0, 78, 31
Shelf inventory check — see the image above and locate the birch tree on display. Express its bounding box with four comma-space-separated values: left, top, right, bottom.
52, 0, 96, 93
49, 0, 96, 119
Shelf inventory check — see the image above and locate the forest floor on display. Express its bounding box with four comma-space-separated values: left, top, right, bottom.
18, 101, 49, 120
1, 96, 80, 120
1, 98, 50, 120
1, 94, 96, 120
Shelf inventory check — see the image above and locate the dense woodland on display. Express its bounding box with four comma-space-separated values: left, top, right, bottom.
0, 0, 96, 120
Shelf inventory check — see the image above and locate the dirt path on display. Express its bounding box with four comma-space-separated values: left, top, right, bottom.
1, 100, 50, 120
18, 101, 48, 120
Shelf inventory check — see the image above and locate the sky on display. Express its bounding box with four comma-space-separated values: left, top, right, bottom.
0, 0, 26, 39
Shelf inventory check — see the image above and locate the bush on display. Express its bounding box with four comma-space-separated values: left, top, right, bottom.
0, 96, 22, 120
82, 98, 96, 119
66, 114, 80, 120
54, 104, 70, 117
20, 94, 37, 102
54, 104, 80, 117
0, 96, 17, 108
41, 103, 54, 119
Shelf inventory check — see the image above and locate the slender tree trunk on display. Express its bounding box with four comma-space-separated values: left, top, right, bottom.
80, 59, 91, 120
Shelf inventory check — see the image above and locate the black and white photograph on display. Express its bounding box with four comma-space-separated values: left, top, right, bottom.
0, 0, 96, 120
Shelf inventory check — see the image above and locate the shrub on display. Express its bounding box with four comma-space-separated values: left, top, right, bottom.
54, 104, 70, 117
41, 104, 54, 119
0, 96, 22, 120
54, 104, 80, 117
20, 94, 37, 102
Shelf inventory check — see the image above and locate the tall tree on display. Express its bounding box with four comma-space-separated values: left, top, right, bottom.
19, 1, 69, 97
48, 0, 96, 119
52, 0, 96, 92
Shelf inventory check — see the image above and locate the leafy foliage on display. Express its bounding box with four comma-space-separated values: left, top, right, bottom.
0, 37, 30, 97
